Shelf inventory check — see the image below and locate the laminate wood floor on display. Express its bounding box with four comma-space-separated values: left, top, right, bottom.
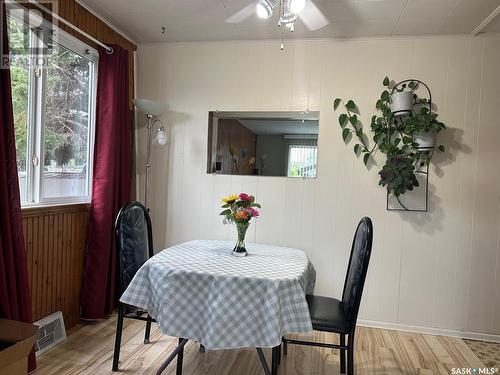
33, 314, 485, 374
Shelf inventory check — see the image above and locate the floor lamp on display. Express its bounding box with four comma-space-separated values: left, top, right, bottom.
133, 99, 168, 212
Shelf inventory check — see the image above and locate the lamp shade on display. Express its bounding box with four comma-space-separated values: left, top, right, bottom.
133, 99, 167, 116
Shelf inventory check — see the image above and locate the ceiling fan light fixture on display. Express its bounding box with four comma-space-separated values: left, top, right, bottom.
256, 0, 273, 18
280, 10, 298, 26
289, 0, 306, 13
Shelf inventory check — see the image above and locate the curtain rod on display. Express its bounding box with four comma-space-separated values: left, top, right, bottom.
27, 0, 113, 54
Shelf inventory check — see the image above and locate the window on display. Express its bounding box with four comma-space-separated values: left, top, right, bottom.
6, 7, 97, 206
287, 144, 318, 178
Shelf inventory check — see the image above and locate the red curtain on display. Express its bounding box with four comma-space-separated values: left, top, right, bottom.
80, 45, 132, 319
0, 1, 36, 371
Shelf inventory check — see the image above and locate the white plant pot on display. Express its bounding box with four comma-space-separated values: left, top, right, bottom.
390, 91, 414, 118
413, 131, 436, 149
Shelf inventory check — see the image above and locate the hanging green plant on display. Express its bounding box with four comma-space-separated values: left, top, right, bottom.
378, 154, 419, 197
333, 76, 447, 198
333, 98, 374, 166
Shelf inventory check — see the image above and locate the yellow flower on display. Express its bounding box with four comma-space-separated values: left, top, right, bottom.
222, 194, 239, 204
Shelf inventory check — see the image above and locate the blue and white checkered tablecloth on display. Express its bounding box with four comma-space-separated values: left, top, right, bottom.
120, 240, 316, 350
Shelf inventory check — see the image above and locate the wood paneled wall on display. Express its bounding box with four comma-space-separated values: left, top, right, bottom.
22, 204, 89, 329
216, 119, 257, 175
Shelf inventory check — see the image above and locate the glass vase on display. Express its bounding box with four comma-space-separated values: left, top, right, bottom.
232, 221, 249, 257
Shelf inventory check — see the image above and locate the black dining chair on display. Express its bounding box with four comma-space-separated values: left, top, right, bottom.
112, 201, 156, 372
282, 217, 373, 375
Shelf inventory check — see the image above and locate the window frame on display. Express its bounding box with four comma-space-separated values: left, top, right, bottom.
286, 144, 318, 178
7, 4, 98, 207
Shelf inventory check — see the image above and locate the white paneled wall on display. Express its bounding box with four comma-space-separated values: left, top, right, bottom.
136, 34, 500, 339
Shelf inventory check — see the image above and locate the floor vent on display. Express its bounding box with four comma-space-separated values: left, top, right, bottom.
34, 311, 67, 355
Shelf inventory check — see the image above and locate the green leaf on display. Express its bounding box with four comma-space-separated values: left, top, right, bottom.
394, 138, 401, 147
235, 200, 251, 208
346, 100, 356, 110
438, 145, 445, 152
333, 98, 341, 110
349, 114, 357, 126
221, 204, 230, 208
342, 128, 350, 143
363, 153, 370, 166
381, 90, 390, 102
354, 144, 361, 156
250, 203, 261, 208
383, 76, 390, 87
219, 209, 231, 216
339, 114, 348, 128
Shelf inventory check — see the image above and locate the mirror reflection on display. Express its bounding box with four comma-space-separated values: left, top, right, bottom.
207, 111, 319, 178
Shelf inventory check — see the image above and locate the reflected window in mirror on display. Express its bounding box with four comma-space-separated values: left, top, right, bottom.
207, 111, 319, 178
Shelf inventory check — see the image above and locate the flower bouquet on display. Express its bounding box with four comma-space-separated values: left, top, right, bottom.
220, 193, 261, 257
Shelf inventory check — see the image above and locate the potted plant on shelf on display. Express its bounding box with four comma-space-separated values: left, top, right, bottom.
387, 78, 418, 118
220, 193, 261, 257
403, 107, 446, 149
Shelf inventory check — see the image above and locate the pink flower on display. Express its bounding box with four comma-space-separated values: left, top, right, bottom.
245, 207, 260, 218
239, 193, 253, 202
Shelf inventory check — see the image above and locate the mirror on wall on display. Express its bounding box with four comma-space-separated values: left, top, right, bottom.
207, 111, 319, 178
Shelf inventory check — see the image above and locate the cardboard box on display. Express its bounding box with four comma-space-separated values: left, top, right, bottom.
0, 318, 37, 375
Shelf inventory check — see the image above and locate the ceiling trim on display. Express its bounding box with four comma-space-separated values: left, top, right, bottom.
75, 0, 138, 45
471, 4, 500, 36
138, 33, 475, 48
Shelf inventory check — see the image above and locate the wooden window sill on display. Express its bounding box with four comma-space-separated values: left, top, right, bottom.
21, 203, 90, 217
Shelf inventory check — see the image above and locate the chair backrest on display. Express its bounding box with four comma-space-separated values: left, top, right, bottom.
341, 217, 373, 329
115, 201, 154, 294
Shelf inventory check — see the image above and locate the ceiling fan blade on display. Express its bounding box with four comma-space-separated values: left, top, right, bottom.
298, 0, 329, 31
225, 2, 256, 24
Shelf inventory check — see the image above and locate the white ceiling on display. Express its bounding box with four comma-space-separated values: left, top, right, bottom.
78, 0, 500, 43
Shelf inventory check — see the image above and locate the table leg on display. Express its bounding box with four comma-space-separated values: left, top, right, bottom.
156, 338, 188, 375
271, 346, 279, 375
176, 338, 184, 375
256, 348, 271, 375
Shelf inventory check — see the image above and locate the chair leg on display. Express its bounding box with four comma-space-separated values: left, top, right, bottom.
112, 304, 125, 371
283, 340, 288, 355
144, 315, 152, 344
277, 343, 281, 365
347, 334, 354, 375
340, 334, 346, 374
176, 338, 184, 375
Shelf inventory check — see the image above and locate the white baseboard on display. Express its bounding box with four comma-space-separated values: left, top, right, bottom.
358, 319, 500, 343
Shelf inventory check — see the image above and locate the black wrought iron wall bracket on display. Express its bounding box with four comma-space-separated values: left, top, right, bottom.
386, 79, 433, 212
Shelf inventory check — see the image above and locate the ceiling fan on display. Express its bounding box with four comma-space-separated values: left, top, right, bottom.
225, 0, 329, 33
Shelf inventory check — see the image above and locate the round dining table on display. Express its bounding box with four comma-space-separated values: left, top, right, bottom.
120, 239, 316, 374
